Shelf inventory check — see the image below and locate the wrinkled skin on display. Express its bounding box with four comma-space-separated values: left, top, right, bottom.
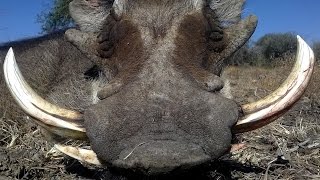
0, 0, 257, 175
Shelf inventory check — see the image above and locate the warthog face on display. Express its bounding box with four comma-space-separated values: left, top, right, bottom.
3, 0, 315, 175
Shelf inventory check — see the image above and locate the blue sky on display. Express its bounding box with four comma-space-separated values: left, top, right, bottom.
0, 0, 319, 44
0, 0, 52, 43
246, 0, 320, 43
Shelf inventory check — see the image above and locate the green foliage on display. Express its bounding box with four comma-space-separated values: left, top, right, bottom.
255, 32, 297, 60
228, 32, 300, 66
312, 41, 320, 61
37, 0, 73, 33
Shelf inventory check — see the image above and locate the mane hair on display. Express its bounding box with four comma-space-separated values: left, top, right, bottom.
208, 0, 245, 25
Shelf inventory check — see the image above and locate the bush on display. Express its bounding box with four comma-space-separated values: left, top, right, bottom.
313, 41, 320, 61
228, 41, 267, 66
228, 32, 299, 66
37, 0, 74, 33
255, 32, 297, 60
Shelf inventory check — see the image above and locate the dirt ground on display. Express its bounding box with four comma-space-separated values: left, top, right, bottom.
0, 60, 319, 179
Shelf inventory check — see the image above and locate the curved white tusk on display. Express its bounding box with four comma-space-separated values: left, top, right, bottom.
3, 48, 86, 133
55, 144, 102, 166
234, 36, 315, 133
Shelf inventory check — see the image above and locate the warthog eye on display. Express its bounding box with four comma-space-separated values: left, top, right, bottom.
84, 65, 103, 80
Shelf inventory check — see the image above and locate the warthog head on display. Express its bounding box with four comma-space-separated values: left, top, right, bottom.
3, 0, 315, 175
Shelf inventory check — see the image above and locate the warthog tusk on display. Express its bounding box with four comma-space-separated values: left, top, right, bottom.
234, 36, 315, 133
4, 48, 87, 138
55, 144, 102, 165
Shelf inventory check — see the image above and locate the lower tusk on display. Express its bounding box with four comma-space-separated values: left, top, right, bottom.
55, 144, 102, 165
234, 36, 315, 133
3, 48, 86, 134
36, 120, 88, 140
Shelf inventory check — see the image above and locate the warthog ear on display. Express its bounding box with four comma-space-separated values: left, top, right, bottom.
113, 0, 125, 17
207, 15, 258, 75
69, 0, 114, 33
66, 1, 120, 81
209, 0, 245, 25
204, 0, 256, 75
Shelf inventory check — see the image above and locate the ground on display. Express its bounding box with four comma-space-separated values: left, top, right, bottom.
0, 57, 319, 179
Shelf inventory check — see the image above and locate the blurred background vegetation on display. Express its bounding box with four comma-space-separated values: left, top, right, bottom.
228, 32, 319, 66
37, 0, 73, 33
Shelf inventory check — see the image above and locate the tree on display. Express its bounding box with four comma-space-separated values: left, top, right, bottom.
255, 33, 297, 60
37, 0, 73, 33
228, 33, 300, 66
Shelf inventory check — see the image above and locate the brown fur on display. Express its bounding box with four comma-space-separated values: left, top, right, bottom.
97, 2, 228, 95
174, 12, 226, 91
97, 17, 145, 98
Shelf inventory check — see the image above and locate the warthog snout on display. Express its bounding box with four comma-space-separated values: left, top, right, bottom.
84, 64, 239, 172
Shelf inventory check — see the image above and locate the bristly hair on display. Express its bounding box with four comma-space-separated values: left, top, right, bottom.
209, 0, 245, 25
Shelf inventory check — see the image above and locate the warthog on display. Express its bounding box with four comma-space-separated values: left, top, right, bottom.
0, 0, 315, 175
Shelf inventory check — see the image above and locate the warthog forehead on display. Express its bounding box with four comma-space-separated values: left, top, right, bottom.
125, 0, 200, 25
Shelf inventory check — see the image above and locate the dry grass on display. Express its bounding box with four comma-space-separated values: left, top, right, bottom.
223, 56, 320, 103
0, 57, 319, 179
0, 116, 78, 179
223, 59, 320, 179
